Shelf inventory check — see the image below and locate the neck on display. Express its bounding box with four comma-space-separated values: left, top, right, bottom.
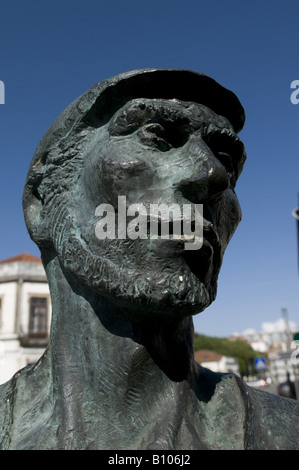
42, 252, 197, 448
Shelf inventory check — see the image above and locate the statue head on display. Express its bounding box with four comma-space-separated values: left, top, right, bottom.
23, 69, 246, 322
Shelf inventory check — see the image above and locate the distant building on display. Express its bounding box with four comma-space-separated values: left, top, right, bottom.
194, 349, 240, 375
268, 350, 299, 385
248, 339, 268, 353
0, 253, 51, 384
232, 329, 299, 385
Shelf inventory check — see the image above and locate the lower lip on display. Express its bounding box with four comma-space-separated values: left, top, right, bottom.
149, 236, 214, 257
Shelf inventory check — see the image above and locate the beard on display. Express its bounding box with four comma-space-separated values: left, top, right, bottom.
46, 197, 217, 321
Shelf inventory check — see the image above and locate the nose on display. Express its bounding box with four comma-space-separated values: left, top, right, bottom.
176, 148, 231, 204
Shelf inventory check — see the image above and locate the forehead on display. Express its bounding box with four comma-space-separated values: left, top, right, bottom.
108, 98, 234, 136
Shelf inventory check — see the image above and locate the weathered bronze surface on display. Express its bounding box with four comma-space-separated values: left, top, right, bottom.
0, 69, 298, 450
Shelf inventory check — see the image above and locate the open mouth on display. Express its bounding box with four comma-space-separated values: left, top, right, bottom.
182, 223, 220, 283
149, 215, 219, 283
123, 205, 220, 285
183, 240, 213, 283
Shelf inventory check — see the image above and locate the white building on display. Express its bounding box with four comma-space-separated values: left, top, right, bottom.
194, 349, 240, 375
0, 253, 51, 384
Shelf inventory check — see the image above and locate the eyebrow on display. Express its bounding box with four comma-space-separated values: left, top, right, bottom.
108, 99, 245, 158
108, 99, 195, 136
204, 124, 245, 151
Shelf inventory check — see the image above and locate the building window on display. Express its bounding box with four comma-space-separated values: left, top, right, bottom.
29, 297, 48, 337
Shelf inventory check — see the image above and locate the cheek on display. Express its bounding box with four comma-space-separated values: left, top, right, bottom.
84, 141, 157, 207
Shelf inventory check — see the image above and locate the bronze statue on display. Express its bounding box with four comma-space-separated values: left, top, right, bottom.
0, 69, 298, 450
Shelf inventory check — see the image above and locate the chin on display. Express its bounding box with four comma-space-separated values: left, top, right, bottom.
103, 267, 215, 321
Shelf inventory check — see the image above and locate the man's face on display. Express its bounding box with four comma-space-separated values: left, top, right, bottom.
56, 98, 246, 320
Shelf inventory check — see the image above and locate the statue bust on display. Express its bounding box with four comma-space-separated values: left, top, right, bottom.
0, 69, 298, 450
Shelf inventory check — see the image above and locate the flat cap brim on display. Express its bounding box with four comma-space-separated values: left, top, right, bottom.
30, 68, 245, 169
84, 68, 245, 133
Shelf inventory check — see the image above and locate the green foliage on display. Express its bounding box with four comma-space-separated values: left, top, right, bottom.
193, 333, 258, 376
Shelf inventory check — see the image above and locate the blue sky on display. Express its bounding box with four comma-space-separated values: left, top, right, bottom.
0, 0, 299, 337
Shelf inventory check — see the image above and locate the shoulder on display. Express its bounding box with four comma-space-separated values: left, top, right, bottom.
193, 365, 299, 449
215, 370, 299, 449
0, 370, 22, 449
0, 360, 53, 450
243, 380, 299, 449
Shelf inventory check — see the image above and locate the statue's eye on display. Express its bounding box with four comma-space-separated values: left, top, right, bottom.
138, 123, 172, 151
138, 122, 189, 151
